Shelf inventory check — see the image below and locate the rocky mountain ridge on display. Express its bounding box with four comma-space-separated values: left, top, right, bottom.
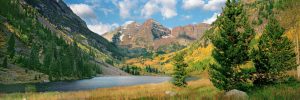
103, 19, 210, 51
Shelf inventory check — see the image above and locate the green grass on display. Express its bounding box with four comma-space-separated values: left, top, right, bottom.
249, 81, 300, 100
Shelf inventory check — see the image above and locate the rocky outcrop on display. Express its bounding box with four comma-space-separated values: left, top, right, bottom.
223, 89, 249, 100
171, 23, 211, 45
165, 90, 176, 96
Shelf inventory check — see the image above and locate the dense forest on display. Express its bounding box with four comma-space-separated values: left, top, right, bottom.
0, 0, 100, 81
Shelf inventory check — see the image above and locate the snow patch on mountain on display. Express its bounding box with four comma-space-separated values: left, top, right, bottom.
162, 34, 173, 39
120, 34, 125, 41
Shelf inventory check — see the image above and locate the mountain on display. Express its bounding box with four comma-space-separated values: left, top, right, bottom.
24, 0, 123, 58
103, 19, 210, 51
171, 23, 210, 46
0, 0, 128, 84
103, 19, 171, 50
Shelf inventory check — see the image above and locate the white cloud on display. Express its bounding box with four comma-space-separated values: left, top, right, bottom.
182, 0, 204, 10
141, 0, 177, 19
87, 23, 119, 35
141, 1, 159, 18
69, 4, 97, 19
69, 3, 120, 35
182, 0, 226, 11
203, 0, 226, 11
202, 13, 219, 24
118, 0, 138, 19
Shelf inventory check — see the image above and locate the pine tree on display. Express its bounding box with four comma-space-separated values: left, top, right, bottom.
251, 16, 297, 86
209, 0, 255, 91
172, 53, 188, 87
7, 34, 15, 59
2, 57, 8, 68
43, 43, 53, 74
112, 32, 121, 45
29, 44, 40, 70
49, 58, 57, 81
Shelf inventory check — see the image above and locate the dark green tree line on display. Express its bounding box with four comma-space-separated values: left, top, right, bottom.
145, 66, 160, 74
121, 65, 141, 75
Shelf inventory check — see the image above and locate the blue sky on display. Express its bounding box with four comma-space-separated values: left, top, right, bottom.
64, 0, 226, 35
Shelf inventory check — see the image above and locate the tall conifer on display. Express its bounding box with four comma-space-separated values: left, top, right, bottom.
7, 34, 15, 59
209, 0, 255, 91
251, 16, 297, 85
172, 53, 188, 87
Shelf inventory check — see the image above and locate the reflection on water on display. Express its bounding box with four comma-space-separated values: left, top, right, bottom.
0, 76, 199, 93
0, 76, 171, 93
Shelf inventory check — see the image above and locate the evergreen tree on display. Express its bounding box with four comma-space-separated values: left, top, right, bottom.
112, 32, 121, 45
172, 53, 188, 87
29, 44, 40, 70
7, 34, 15, 59
43, 43, 53, 74
251, 16, 297, 86
49, 58, 57, 81
62, 46, 74, 77
2, 57, 8, 68
209, 0, 255, 91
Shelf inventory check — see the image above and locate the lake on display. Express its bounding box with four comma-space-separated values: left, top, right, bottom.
0, 76, 172, 93
0, 76, 199, 93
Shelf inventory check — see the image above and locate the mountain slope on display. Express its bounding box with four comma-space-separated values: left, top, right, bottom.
24, 0, 123, 59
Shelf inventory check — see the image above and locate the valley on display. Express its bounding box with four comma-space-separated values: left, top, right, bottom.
0, 0, 300, 99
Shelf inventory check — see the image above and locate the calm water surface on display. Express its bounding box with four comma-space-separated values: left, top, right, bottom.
0, 76, 171, 93
0, 76, 198, 93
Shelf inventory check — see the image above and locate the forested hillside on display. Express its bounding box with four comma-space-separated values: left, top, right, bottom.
0, 0, 126, 83
24, 0, 124, 59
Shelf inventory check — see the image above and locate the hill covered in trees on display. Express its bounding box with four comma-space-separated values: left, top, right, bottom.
0, 0, 127, 83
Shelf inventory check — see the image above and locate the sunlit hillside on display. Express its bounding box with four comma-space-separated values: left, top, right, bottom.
124, 0, 300, 77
